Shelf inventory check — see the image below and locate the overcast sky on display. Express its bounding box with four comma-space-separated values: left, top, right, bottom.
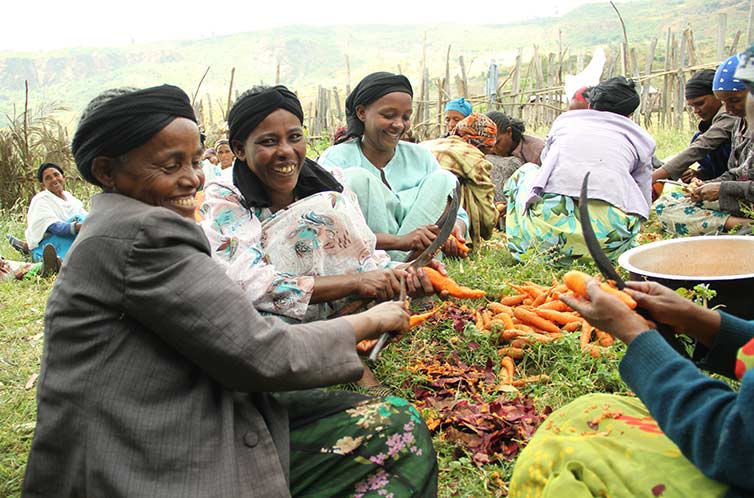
2, 0, 634, 52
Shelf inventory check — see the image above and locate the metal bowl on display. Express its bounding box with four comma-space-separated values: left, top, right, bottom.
618, 236, 754, 319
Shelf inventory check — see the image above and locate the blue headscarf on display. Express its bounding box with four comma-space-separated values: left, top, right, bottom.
714, 53, 746, 92
735, 45, 754, 91
445, 97, 473, 116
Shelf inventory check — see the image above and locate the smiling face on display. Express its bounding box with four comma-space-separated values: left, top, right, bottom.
41, 167, 65, 199
95, 118, 204, 220
686, 94, 722, 122
444, 110, 465, 134
235, 109, 306, 208
714, 89, 749, 118
216, 143, 235, 169
357, 92, 413, 154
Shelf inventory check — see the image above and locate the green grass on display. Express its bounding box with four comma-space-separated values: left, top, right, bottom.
0, 130, 692, 496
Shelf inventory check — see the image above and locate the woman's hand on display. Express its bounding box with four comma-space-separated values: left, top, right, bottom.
680, 168, 698, 183
396, 225, 439, 253
560, 279, 652, 345
442, 221, 468, 258
350, 301, 410, 342
624, 281, 720, 347
689, 182, 720, 203
355, 269, 405, 301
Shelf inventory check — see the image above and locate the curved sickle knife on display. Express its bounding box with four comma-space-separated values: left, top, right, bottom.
579, 173, 688, 356
367, 180, 462, 362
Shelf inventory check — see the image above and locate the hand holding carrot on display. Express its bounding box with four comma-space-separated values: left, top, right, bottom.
560, 279, 651, 345
624, 281, 721, 347
442, 221, 469, 258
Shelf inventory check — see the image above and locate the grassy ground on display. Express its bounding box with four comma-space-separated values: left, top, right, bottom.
0, 129, 686, 497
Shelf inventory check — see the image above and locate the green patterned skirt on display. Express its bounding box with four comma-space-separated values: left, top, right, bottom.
509, 393, 728, 498
654, 190, 729, 236
282, 390, 437, 497
504, 164, 642, 265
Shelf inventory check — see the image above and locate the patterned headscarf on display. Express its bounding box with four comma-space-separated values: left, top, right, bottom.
714, 53, 746, 92
453, 113, 497, 149
445, 97, 473, 116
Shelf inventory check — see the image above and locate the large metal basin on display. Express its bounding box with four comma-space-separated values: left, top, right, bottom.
618, 236, 754, 319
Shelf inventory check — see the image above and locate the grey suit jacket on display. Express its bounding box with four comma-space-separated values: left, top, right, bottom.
22, 193, 364, 497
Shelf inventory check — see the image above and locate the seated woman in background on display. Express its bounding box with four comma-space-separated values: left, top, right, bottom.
443, 97, 472, 135
201, 85, 440, 324
486, 111, 545, 166
318, 71, 469, 260
214, 138, 235, 170
504, 76, 655, 263
510, 277, 754, 497
653, 69, 735, 184
655, 54, 754, 236
421, 113, 498, 248
22, 83, 437, 497
24, 162, 87, 263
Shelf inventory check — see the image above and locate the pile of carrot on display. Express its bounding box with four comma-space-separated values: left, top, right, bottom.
472, 272, 631, 362
422, 267, 485, 299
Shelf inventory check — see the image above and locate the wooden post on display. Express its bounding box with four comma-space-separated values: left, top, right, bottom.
717, 13, 728, 60
225, 67, 236, 121
662, 29, 671, 129
731, 30, 743, 56
437, 78, 445, 135
511, 49, 522, 118
459, 55, 468, 96
333, 87, 342, 125
642, 37, 657, 128
275, 63, 280, 85
206, 93, 213, 126
684, 29, 698, 66
748, 0, 754, 46
444, 45, 452, 99
345, 55, 351, 95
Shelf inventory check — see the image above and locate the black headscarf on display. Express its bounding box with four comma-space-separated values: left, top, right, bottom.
589, 76, 640, 117
71, 84, 196, 186
37, 162, 64, 182
341, 72, 413, 142
227, 86, 342, 209
685, 69, 716, 99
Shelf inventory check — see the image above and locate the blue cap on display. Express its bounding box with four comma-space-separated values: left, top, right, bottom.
445, 97, 473, 116
714, 53, 746, 92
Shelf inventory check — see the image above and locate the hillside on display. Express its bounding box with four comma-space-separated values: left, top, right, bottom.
0, 0, 747, 125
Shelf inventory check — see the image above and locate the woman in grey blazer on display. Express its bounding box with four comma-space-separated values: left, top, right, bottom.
21, 85, 437, 497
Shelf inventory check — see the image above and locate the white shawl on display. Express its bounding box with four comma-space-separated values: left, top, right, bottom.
24, 190, 87, 249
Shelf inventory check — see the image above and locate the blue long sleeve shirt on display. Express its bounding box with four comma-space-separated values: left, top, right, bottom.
46, 221, 77, 237
619, 312, 754, 497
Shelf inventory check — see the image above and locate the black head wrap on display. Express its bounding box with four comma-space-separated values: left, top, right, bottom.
685, 69, 716, 99
486, 111, 525, 144
37, 162, 64, 182
341, 72, 413, 142
227, 86, 342, 209
589, 76, 640, 117
227, 85, 303, 155
71, 84, 196, 186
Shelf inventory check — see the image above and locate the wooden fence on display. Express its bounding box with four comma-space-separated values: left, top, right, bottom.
305, 17, 740, 141
192, 14, 742, 143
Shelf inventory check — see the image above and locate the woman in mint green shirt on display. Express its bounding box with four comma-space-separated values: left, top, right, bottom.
319, 71, 469, 260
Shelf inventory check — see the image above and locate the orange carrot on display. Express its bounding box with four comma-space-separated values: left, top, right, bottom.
580, 323, 594, 349
596, 330, 615, 347
531, 292, 548, 307
512, 374, 550, 387
535, 309, 583, 326
356, 339, 377, 354
510, 339, 529, 349
563, 270, 591, 297
500, 356, 516, 382
513, 308, 561, 334
563, 321, 584, 333
500, 294, 526, 306
498, 347, 525, 360
451, 234, 471, 255
423, 267, 485, 299
537, 300, 572, 312
599, 283, 638, 309
409, 310, 436, 328
487, 302, 513, 315
495, 313, 515, 330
